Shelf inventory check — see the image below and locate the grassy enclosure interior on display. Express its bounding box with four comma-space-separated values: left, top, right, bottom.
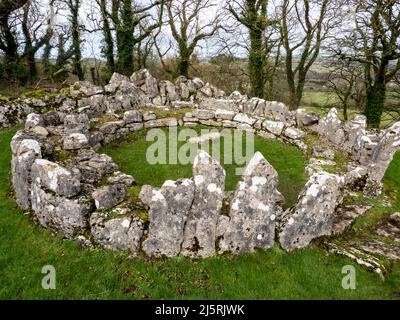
0, 126, 400, 299
99, 126, 308, 208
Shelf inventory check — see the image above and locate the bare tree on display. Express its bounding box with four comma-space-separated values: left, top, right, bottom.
337, 0, 400, 127
280, 0, 344, 110
95, 0, 164, 76
165, 0, 222, 78
326, 57, 365, 120
227, 0, 280, 99
21, 0, 55, 79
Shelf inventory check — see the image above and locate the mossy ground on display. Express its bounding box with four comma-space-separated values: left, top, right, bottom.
1, 126, 400, 299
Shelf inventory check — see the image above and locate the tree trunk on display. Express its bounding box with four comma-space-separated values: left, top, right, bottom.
249, 29, 264, 98
364, 81, 386, 128
178, 55, 190, 78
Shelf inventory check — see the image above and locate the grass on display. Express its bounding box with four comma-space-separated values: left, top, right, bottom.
99, 126, 308, 208
1, 126, 400, 299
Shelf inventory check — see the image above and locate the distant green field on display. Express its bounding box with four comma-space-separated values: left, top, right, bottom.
301, 90, 399, 128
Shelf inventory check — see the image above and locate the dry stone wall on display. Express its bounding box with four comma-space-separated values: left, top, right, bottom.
9, 69, 400, 265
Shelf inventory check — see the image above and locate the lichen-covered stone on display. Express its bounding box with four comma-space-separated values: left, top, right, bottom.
11, 137, 42, 209
63, 133, 90, 150
364, 122, 400, 197
90, 213, 144, 253
279, 172, 344, 251
31, 159, 81, 197
139, 179, 195, 257
92, 184, 128, 210
220, 152, 284, 254
181, 151, 226, 258
31, 182, 91, 237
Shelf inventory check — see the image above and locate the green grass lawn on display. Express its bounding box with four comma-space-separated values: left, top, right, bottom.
99, 126, 308, 208
1, 126, 400, 299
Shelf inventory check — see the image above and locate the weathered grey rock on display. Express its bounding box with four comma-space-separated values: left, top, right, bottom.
104, 73, 130, 93
188, 132, 221, 144
31, 126, 49, 137
123, 110, 143, 123
220, 152, 284, 254
130, 69, 159, 98
312, 146, 335, 160
92, 184, 128, 210
283, 127, 305, 140
76, 152, 118, 184
296, 109, 319, 127
175, 76, 190, 100
11, 138, 42, 209
139, 179, 195, 257
144, 118, 178, 128
99, 121, 125, 134
71, 81, 103, 96
193, 109, 216, 120
331, 203, 372, 235
364, 122, 400, 197
181, 151, 226, 258
198, 99, 239, 112
233, 113, 256, 126
215, 109, 235, 120
143, 112, 157, 121
25, 113, 44, 130
263, 120, 285, 136
31, 159, 81, 197
374, 213, 400, 242
315, 108, 345, 145
63, 133, 90, 150
279, 172, 344, 251
264, 101, 290, 122
90, 213, 144, 253
31, 182, 91, 237
107, 171, 135, 187
159, 80, 179, 103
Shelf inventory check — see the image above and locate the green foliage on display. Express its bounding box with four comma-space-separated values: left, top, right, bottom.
0, 61, 30, 85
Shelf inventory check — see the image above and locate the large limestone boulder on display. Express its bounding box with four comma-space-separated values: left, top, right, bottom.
92, 184, 128, 210
220, 152, 284, 254
31, 182, 91, 237
75, 151, 118, 184
364, 122, 400, 197
181, 151, 226, 258
31, 159, 81, 198
139, 179, 195, 257
90, 213, 144, 253
130, 69, 159, 98
11, 137, 42, 210
279, 172, 344, 251
315, 108, 345, 145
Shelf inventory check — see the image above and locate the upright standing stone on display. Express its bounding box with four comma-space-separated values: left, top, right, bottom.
11, 137, 42, 209
220, 152, 284, 254
364, 122, 400, 196
181, 151, 226, 258
279, 172, 344, 251
139, 179, 195, 257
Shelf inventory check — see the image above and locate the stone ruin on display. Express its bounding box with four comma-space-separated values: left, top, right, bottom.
8, 69, 400, 274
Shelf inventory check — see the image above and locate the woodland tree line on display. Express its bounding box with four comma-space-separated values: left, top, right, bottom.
0, 0, 399, 127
